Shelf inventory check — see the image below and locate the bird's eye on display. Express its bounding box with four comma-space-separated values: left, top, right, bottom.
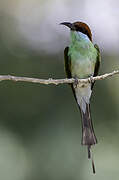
75, 25, 79, 30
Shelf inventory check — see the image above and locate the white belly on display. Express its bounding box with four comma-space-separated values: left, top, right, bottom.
74, 83, 92, 113
71, 58, 95, 78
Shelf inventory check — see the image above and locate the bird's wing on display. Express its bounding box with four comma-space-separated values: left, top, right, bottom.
64, 47, 77, 101
64, 47, 72, 78
91, 44, 101, 89
94, 44, 101, 77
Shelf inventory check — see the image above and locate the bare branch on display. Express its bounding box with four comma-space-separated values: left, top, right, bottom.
0, 70, 118, 86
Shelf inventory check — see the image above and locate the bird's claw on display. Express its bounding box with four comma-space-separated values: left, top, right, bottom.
74, 77, 79, 88
89, 75, 94, 84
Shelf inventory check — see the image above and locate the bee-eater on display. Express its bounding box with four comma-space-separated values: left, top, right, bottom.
60, 21, 101, 173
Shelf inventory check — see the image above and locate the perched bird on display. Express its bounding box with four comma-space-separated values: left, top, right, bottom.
60, 21, 101, 173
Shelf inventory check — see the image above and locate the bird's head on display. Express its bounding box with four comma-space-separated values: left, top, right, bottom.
60, 21, 92, 41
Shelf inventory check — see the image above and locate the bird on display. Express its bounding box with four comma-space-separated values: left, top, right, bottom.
60, 21, 101, 173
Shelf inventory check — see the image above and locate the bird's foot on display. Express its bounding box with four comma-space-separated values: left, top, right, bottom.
74, 77, 79, 88
89, 75, 94, 84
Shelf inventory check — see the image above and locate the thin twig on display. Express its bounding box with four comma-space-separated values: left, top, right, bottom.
0, 70, 118, 86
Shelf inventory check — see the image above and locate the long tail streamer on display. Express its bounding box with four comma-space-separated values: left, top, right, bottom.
87, 145, 96, 174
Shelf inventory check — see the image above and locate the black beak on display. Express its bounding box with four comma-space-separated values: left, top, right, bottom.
60, 22, 73, 29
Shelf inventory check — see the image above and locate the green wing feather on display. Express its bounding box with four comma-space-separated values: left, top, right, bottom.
91, 44, 101, 89
64, 44, 101, 93
94, 44, 101, 77
64, 47, 71, 78
64, 47, 77, 101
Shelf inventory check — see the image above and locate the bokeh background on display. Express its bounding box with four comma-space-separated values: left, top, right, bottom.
0, 0, 119, 179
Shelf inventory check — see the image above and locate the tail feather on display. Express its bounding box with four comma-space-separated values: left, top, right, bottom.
80, 103, 97, 146
72, 83, 97, 173
80, 103, 97, 173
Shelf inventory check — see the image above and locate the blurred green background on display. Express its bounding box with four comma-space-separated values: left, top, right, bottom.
0, 0, 119, 179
